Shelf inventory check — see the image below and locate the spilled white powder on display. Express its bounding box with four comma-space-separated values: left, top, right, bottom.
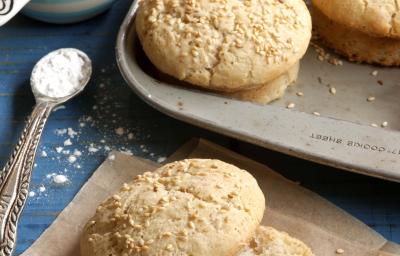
68, 155, 77, 163
157, 157, 167, 163
67, 128, 78, 138
39, 185, 46, 193
73, 149, 82, 156
56, 128, 67, 135
53, 175, 69, 185
64, 139, 72, 146
41, 151, 47, 157
29, 191, 35, 197
31, 49, 91, 98
55, 147, 63, 153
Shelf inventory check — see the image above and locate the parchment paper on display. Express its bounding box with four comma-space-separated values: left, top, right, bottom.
22, 139, 400, 256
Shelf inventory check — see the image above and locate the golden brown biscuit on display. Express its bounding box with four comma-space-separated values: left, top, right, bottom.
237, 226, 314, 256
81, 159, 265, 256
226, 62, 299, 104
313, 8, 400, 66
136, 0, 311, 92
312, 0, 400, 38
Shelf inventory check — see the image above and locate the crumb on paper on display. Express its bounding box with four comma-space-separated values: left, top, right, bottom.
371, 70, 378, 76
377, 80, 383, 86
312, 111, 321, 116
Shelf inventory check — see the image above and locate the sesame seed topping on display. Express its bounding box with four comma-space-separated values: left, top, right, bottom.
329, 87, 336, 95
371, 70, 378, 76
112, 195, 121, 201
312, 111, 320, 116
367, 96, 375, 102
371, 123, 378, 127
166, 244, 174, 251
296, 91, 304, 96
381, 121, 388, 128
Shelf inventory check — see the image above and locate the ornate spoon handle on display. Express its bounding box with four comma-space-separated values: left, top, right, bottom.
0, 101, 54, 256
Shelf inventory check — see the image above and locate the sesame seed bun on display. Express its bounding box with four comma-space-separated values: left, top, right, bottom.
312, 0, 400, 39
313, 7, 400, 66
80, 159, 265, 256
238, 226, 314, 256
135, 0, 311, 92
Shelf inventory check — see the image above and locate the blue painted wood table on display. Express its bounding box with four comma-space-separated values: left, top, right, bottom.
1, 0, 400, 254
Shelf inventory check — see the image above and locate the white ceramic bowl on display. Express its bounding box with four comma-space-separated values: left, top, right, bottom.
22, 0, 117, 24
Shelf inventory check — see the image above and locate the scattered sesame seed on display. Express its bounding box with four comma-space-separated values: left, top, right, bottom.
336, 248, 344, 254
381, 121, 388, 128
312, 111, 321, 116
371, 70, 378, 76
287, 102, 295, 109
367, 96, 375, 102
329, 87, 337, 95
370, 123, 378, 127
296, 91, 304, 96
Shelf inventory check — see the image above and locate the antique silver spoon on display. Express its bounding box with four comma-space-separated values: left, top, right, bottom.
0, 48, 92, 256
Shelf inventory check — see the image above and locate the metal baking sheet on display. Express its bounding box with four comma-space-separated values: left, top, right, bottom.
116, 1, 400, 182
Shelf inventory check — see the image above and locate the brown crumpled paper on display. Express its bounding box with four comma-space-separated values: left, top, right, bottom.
22, 139, 400, 256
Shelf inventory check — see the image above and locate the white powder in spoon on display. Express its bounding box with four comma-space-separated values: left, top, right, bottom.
31, 49, 91, 98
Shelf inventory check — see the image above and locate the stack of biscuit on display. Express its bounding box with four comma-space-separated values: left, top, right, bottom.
80, 159, 314, 255
135, 0, 312, 104
312, 0, 400, 66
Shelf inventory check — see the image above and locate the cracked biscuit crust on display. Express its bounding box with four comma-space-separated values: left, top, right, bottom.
81, 159, 265, 256
312, 0, 400, 38
313, 8, 400, 66
238, 226, 314, 256
135, 0, 311, 92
